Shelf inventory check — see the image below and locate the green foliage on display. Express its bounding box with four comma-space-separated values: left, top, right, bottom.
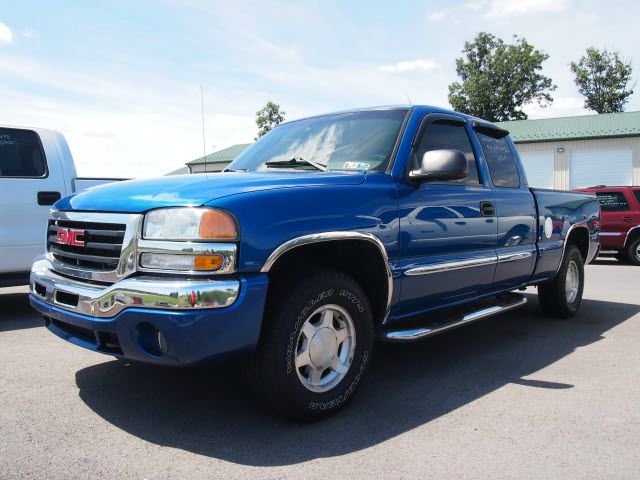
570, 47, 634, 114
448, 32, 556, 122
256, 101, 286, 139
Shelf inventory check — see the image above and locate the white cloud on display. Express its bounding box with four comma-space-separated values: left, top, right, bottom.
464, 0, 569, 17
379, 59, 440, 74
21, 29, 37, 39
427, 10, 448, 22
0, 22, 12, 45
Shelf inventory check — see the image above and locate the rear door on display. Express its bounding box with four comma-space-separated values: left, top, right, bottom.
473, 126, 536, 289
594, 190, 634, 249
0, 127, 67, 274
396, 113, 497, 311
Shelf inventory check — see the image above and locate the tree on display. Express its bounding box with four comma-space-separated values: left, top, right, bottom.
448, 32, 556, 122
570, 47, 634, 114
255, 101, 285, 139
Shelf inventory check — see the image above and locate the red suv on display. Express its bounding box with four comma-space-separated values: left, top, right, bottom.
574, 186, 640, 265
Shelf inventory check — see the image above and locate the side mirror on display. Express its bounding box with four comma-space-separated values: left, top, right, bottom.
409, 149, 468, 182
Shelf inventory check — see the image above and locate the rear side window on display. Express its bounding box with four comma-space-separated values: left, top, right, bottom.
414, 121, 481, 185
0, 128, 47, 178
476, 132, 520, 188
595, 192, 630, 212
634, 190, 640, 205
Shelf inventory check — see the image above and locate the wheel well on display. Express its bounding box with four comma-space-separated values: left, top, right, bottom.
566, 226, 589, 261
625, 228, 640, 248
266, 240, 389, 325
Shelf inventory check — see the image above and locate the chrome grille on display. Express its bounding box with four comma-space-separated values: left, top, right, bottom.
46, 211, 141, 284
48, 219, 125, 270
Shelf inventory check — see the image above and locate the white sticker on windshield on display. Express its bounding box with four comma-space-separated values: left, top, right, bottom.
343, 161, 370, 171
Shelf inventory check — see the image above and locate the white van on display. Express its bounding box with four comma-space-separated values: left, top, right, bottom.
0, 125, 124, 286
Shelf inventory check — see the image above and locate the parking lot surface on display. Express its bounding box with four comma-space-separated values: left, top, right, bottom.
1, 259, 639, 479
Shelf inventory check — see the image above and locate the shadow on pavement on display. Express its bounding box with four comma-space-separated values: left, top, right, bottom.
75, 294, 639, 466
0, 292, 42, 332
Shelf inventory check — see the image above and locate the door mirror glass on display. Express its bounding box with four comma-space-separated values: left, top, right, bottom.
410, 149, 468, 182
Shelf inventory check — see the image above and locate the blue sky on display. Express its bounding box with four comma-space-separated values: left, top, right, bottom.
1, 0, 638, 177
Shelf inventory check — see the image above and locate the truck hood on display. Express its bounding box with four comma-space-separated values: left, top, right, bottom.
55, 171, 366, 213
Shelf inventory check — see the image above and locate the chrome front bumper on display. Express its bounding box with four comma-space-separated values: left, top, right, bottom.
30, 258, 240, 319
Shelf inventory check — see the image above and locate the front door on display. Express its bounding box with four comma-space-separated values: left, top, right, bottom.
395, 113, 497, 313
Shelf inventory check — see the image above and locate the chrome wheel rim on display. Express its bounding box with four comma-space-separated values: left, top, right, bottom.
565, 261, 579, 304
635, 244, 640, 261
294, 304, 356, 393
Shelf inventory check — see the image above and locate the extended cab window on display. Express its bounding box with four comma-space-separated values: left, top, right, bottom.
476, 132, 519, 188
595, 192, 630, 212
633, 190, 640, 205
414, 121, 480, 185
0, 128, 47, 178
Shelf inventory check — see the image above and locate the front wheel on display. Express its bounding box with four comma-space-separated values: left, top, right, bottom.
538, 245, 584, 319
252, 270, 374, 420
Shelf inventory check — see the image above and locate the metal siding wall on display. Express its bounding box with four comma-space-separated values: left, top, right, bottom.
514, 136, 640, 189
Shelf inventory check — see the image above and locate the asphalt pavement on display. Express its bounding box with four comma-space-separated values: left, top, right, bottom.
1, 259, 638, 479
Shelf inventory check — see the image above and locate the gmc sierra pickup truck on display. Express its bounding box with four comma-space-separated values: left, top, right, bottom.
29, 106, 600, 419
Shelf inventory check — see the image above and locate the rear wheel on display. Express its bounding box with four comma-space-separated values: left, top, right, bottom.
538, 245, 584, 319
625, 237, 640, 266
252, 269, 374, 420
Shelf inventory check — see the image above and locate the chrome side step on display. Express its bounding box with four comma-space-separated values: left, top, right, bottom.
379, 293, 527, 342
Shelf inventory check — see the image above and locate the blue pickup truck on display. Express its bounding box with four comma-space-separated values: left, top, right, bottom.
29, 106, 599, 419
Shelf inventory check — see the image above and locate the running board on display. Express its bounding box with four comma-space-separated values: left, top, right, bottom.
379, 293, 527, 342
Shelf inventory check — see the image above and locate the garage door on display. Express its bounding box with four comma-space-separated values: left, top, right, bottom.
520, 152, 555, 188
569, 149, 632, 189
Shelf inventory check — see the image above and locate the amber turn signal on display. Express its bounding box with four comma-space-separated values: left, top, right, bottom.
194, 254, 224, 271
198, 210, 237, 239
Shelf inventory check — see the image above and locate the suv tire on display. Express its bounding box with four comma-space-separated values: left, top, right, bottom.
625, 237, 640, 266
252, 269, 374, 420
538, 245, 584, 319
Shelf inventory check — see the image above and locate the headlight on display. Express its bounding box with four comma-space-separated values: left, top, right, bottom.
143, 208, 238, 241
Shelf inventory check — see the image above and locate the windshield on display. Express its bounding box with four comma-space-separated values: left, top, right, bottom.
228, 109, 408, 173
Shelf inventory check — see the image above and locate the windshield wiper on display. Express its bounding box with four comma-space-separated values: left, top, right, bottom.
264, 157, 328, 172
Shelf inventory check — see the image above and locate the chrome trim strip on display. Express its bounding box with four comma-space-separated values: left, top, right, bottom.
137, 240, 237, 275
48, 210, 142, 283
30, 259, 239, 318
381, 294, 527, 342
260, 231, 393, 320
599, 232, 624, 236
404, 255, 497, 276
497, 251, 533, 263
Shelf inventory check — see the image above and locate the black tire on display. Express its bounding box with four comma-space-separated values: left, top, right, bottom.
252, 269, 374, 420
538, 245, 584, 319
625, 237, 640, 266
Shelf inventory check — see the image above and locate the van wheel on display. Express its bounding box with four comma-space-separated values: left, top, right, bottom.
252, 270, 374, 420
538, 245, 584, 319
625, 237, 640, 266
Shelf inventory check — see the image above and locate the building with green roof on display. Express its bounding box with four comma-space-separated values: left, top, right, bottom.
185, 143, 251, 174
497, 111, 640, 190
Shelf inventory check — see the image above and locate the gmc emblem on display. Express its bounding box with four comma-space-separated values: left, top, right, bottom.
55, 228, 85, 247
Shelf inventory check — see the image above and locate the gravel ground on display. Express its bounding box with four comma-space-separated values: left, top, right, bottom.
1, 259, 639, 479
